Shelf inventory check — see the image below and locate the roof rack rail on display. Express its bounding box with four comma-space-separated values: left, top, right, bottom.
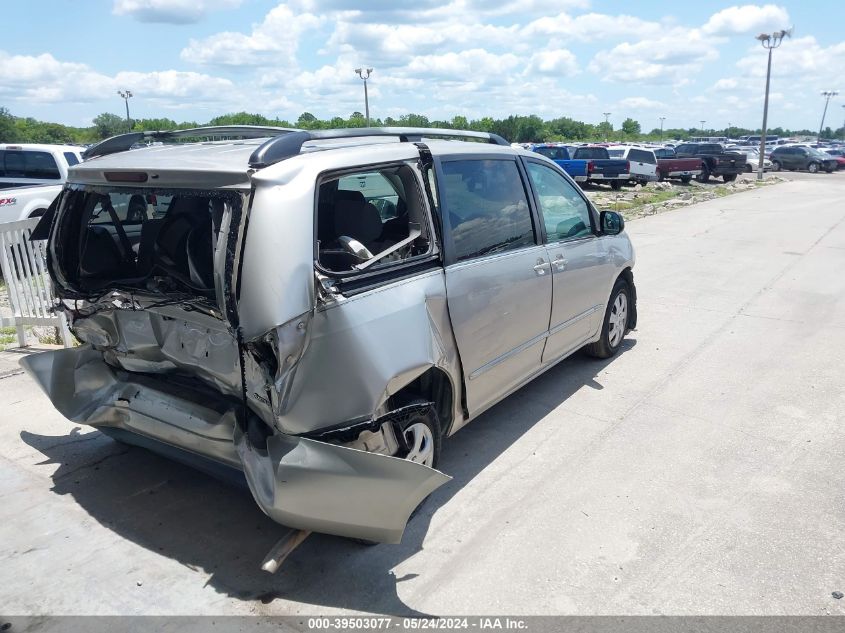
82, 125, 299, 160
248, 127, 509, 169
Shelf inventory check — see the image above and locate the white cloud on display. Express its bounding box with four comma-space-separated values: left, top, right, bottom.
180, 4, 322, 66
113, 0, 243, 24
713, 78, 739, 91
588, 30, 718, 84
526, 49, 579, 76
616, 97, 665, 110
523, 12, 664, 42
0, 51, 233, 108
702, 4, 790, 36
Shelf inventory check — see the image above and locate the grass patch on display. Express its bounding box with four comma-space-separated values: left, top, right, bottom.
0, 325, 17, 346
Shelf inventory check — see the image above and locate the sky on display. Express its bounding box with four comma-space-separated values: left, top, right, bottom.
2, 0, 844, 132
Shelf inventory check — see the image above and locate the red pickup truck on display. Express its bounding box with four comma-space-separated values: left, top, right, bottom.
654, 147, 703, 184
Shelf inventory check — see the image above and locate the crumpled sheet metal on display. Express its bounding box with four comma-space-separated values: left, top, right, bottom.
236, 425, 450, 543
21, 345, 451, 543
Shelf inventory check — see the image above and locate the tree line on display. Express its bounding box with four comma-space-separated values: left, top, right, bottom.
1, 106, 838, 145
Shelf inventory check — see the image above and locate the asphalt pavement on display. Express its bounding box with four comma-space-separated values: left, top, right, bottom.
1, 171, 844, 616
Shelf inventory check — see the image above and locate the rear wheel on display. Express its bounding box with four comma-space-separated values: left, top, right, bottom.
808, 162, 819, 173
656, 170, 665, 182
584, 278, 630, 359
745, 163, 752, 173
610, 180, 622, 191
697, 164, 711, 183
680, 175, 692, 184
723, 173, 737, 183
771, 160, 782, 172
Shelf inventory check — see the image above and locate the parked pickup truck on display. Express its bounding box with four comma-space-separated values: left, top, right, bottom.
0, 184, 62, 222
0, 144, 83, 189
571, 146, 630, 190
672, 143, 745, 182
653, 147, 703, 183
529, 144, 589, 182
0, 144, 85, 222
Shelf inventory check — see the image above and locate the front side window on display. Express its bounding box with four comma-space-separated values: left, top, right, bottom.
441, 159, 534, 262
525, 162, 593, 242
316, 163, 432, 273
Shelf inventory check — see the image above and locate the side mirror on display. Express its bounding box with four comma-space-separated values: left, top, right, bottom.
600, 210, 624, 236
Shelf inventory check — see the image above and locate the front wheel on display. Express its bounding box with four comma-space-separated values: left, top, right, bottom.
745, 163, 752, 173
584, 278, 630, 359
825, 167, 834, 173
771, 160, 782, 172
680, 175, 692, 184
656, 170, 664, 182
808, 162, 819, 173
697, 164, 711, 183
723, 173, 737, 183
610, 180, 622, 191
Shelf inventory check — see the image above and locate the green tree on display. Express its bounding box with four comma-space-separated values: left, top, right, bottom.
296, 112, 317, 128
0, 107, 19, 143
451, 115, 469, 130
621, 117, 641, 136
93, 112, 129, 139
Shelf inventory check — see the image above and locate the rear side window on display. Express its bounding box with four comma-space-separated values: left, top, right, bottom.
63, 152, 80, 167
533, 146, 570, 160
654, 148, 674, 159
631, 149, 655, 164
607, 149, 625, 158
675, 144, 696, 154
573, 147, 609, 160
0, 150, 61, 179
441, 159, 534, 262
316, 162, 432, 273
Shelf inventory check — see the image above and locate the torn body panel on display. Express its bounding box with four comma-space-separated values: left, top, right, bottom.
270, 270, 464, 436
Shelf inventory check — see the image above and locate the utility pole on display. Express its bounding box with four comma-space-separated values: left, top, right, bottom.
755, 28, 791, 180
354, 68, 373, 126
819, 90, 839, 142
700, 120, 706, 135
602, 112, 611, 141
659, 116, 666, 142
117, 89, 133, 130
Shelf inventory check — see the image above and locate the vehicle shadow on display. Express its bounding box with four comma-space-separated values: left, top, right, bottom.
20, 339, 636, 616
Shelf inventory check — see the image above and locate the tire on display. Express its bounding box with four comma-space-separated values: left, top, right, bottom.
697, 164, 711, 183
808, 162, 819, 174
723, 173, 737, 183
771, 160, 782, 172
656, 170, 664, 182
351, 402, 442, 546
680, 175, 692, 184
610, 180, 622, 191
745, 163, 752, 173
825, 167, 834, 173
584, 278, 631, 359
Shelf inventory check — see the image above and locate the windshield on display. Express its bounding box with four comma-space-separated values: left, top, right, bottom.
52, 185, 245, 299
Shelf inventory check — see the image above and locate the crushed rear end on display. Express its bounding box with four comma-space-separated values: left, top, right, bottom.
22, 150, 449, 544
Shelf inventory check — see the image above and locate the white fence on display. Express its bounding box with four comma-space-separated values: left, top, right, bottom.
0, 217, 72, 348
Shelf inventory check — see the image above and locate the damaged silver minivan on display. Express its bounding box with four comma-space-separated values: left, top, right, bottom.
23, 126, 636, 544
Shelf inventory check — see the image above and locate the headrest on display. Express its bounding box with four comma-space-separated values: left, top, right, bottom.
334, 200, 382, 244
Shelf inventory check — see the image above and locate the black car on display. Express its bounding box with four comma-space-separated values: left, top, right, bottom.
673, 143, 746, 183
770, 146, 838, 173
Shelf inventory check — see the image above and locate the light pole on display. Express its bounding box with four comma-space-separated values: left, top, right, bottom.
727, 121, 732, 138
602, 112, 611, 141
818, 90, 839, 142
755, 28, 791, 180
117, 89, 133, 130
659, 116, 666, 142
700, 120, 706, 135
354, 68, 373, 126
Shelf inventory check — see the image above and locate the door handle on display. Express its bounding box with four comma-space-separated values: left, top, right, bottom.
533, 258, 550, 276
553, 255, 568, 272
